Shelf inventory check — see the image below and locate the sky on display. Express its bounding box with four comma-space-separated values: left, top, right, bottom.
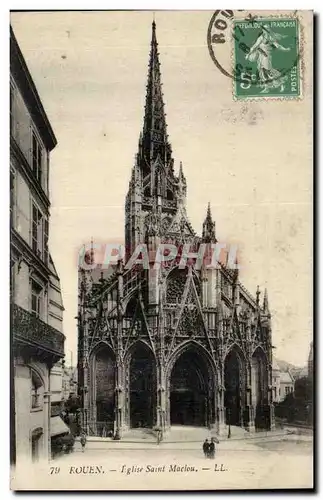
10, 10, 313, 367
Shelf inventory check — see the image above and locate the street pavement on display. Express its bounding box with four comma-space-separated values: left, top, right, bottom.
12, 431, 313, 490
49, 433, 313, 490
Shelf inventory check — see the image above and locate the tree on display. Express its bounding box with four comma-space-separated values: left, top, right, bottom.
275, 376, 313, 425
294, 376, 313, 402
65, 394, 81, 414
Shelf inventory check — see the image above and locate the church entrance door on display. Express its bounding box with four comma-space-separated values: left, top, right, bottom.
95, 346, 116, 434
129, 343, 156, 428
251, 348, 268, 429
170, 349, 209, 427
224, 350, 242, 426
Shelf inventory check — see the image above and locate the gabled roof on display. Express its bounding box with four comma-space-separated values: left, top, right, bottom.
280, 371, 294, 384
272, 357, 280, 371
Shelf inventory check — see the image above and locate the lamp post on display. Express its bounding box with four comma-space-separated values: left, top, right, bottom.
114, 386, 122, 440
228, 408, 231, 439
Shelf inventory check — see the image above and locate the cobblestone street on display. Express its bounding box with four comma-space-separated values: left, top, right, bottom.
12, 433, 312, 491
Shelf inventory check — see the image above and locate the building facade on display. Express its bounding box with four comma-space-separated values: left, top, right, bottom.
279, 372, 295, 401
78, 22, 274, 438
271, 359, 295, 403
10, 27, 65, 464
62, 365, 78, 401
272, 359, 281, 404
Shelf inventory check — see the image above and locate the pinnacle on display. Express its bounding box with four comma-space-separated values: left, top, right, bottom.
263, 287, 269, 312
202, 202, 216, 243
179, 161, 184, 178
204, 202, 214, 225
256, 285, 261, 306
206, 202, 212, 220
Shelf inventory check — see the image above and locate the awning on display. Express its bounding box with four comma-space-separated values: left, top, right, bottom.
50, 416, 70, 437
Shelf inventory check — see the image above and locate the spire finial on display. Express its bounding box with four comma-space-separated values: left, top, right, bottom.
202, 203, 216, 243
263, 287, 269, 313
90, 236, 94, 265
206, 202, 212, 219
179, 161, 184, 179
152, 14, 156, 38
256, 285, 261, 306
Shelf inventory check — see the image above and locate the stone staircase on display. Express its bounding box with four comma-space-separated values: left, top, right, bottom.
162, 425, 284, 443
121, 428, 156, 442
162, 426, 209, 443
85, 425, 291, 451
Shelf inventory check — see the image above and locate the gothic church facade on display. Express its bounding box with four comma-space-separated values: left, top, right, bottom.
78, 22, 274, 438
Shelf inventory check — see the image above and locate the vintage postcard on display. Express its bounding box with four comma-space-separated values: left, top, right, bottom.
10, 9, 313, 491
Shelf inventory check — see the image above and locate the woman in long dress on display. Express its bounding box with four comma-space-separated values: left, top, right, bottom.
246, 24, 291, 93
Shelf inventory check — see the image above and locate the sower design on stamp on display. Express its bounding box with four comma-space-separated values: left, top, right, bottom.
233, 18, 300, 99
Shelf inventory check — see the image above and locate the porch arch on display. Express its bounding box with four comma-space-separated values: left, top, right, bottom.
125, 341, 157, 428
251, 346, 269, 429
90, 342, 116, 430
224, 344, 246, 426
166, 341, 217, 427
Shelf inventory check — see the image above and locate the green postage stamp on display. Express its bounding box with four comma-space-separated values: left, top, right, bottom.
233, 18, 300, 99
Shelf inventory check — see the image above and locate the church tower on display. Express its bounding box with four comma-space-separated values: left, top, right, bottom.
78, 21, 275, 439
125, 21, 191, 260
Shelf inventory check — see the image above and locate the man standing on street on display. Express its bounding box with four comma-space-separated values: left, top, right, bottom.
209, 437, 219, 459
203, 438, 209, 458
80, 432, 87, 453
209, 438, 215, 459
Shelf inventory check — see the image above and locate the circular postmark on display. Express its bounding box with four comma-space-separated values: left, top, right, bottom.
207, 10, 301, 98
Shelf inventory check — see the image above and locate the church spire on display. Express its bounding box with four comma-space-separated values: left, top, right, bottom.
140, 21, 173, 171
177, 161, 187, 206
202, 203, 216, 243
263, 288, 269, 314
179, 161, 186, 183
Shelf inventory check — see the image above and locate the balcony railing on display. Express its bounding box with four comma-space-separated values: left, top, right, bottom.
12, 303, 65, 358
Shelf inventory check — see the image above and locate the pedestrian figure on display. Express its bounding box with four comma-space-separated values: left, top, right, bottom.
209, 437, 219, 459
202, 439, 209, 458
156, 427, 162, 444
80, 432, 87, 453
209, 438, 215, 459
